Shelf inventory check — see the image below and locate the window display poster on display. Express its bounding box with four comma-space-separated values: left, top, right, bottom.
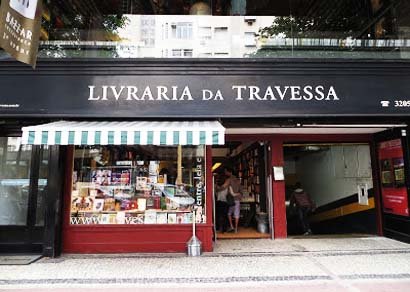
378, 139, 409, 217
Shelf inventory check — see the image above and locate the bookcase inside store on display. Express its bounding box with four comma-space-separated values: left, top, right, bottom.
234, 143, 267, 215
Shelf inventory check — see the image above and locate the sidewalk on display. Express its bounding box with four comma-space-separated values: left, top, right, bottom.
1, 235, 410, 291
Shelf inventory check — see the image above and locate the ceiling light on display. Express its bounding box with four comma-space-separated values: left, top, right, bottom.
212, 162, 222, 172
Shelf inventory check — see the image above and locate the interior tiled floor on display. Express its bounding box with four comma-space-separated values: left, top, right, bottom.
216, 227, 271, 239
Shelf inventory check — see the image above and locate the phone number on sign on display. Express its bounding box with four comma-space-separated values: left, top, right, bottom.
394, 100, 410, 107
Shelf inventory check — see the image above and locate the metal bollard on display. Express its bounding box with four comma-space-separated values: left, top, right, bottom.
186, 209, 202, 256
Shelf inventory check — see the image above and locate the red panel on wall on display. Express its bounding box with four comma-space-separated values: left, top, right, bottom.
378, 139, 409, 217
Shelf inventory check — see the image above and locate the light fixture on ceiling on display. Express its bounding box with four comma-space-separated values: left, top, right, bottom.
190, 1, 211, 15
211, 162, 222, 172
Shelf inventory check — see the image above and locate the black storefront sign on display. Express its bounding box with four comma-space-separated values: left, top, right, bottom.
1, 60, 410, 118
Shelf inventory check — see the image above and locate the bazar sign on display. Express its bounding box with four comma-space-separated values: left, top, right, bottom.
88, 85, 339, 102
0, 0, 42, 67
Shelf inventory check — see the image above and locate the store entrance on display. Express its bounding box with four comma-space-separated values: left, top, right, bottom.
212, 141, 271, 239
284, 143, 377, 236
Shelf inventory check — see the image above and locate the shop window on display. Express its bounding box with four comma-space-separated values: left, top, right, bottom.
379, 157, 406, 189
0, 137, 48, 226
70, 145, 206, 225
393, 158, 405, 188
0, 137, 32, 225
380, 159, 394, 188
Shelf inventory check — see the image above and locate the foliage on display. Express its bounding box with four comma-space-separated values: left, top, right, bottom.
102, 15, 130, 34
257, 15, 365, 39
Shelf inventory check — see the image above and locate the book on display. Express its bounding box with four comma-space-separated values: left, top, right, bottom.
136, 177, 148, 190
144, 210, 157, 224
176, 213, 184, 224
167, 213, 177, 224
103, 198, 115, 211
120, 171, 130, 184
92, 170, 112, 185
100, 214, 110, 224
111, 172, 122, 184
92, 198, 104, 212
183, 212, 193, 224
137, 198, 147, 211
156, 212, 167, 224
146, 197, 155, 209
116, 211, 126, 224
71, 197, 93, 212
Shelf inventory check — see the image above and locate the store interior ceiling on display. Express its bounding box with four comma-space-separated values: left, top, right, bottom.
223, 119, 407, 135
225, 126, 399, 135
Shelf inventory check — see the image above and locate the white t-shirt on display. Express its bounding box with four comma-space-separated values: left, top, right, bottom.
216, 188, 228, 202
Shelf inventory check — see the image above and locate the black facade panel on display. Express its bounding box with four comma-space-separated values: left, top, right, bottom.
0, 59, 410, 119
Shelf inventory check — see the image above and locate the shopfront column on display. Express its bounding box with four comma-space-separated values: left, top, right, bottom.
270, 138, 287, 238
43, 146, 65, 257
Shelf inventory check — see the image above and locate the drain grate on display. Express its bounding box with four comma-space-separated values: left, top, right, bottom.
0, 254, 42, 265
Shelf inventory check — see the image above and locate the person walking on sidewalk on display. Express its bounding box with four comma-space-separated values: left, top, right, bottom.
290, 182, 315, 235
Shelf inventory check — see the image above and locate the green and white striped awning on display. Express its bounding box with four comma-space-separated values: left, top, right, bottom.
21, 121, 225, 146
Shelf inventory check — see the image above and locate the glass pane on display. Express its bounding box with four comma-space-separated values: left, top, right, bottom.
70, 145, 206, 225
2, 1, 408, 59
0, 137, 32, 225
36, 146, 49, 226
259, 0, 410, 59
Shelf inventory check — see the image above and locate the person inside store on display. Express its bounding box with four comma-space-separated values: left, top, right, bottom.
289, 182, 316, 235
215, 173, 228, 232
218, 166, 242, 233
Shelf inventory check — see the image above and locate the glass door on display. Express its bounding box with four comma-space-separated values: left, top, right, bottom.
0, 137, 49, 253
375, 129, 410, 243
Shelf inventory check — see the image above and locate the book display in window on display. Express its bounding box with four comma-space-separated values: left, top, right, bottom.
70, 145, 204, 225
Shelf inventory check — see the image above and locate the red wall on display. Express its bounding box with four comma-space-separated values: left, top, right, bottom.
62, 146, 214, 253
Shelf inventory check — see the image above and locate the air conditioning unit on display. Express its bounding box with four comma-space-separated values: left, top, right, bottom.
244, 16, 256, 25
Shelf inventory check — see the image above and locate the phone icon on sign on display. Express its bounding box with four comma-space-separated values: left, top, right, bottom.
9, 0, 38, 20
380, 101, 390, 107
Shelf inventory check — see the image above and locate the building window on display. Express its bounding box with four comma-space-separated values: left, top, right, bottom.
214, 52, 229, 57
70, 145, 206, 225
214, 27, 228, 40
172, 49, 193, 57
172, 49, 182, 57
199, 26, 212, 39
171, 22, 193, 39
198, 53, 212, 57
244, 32, 256, 47
183, 49, 193, 57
